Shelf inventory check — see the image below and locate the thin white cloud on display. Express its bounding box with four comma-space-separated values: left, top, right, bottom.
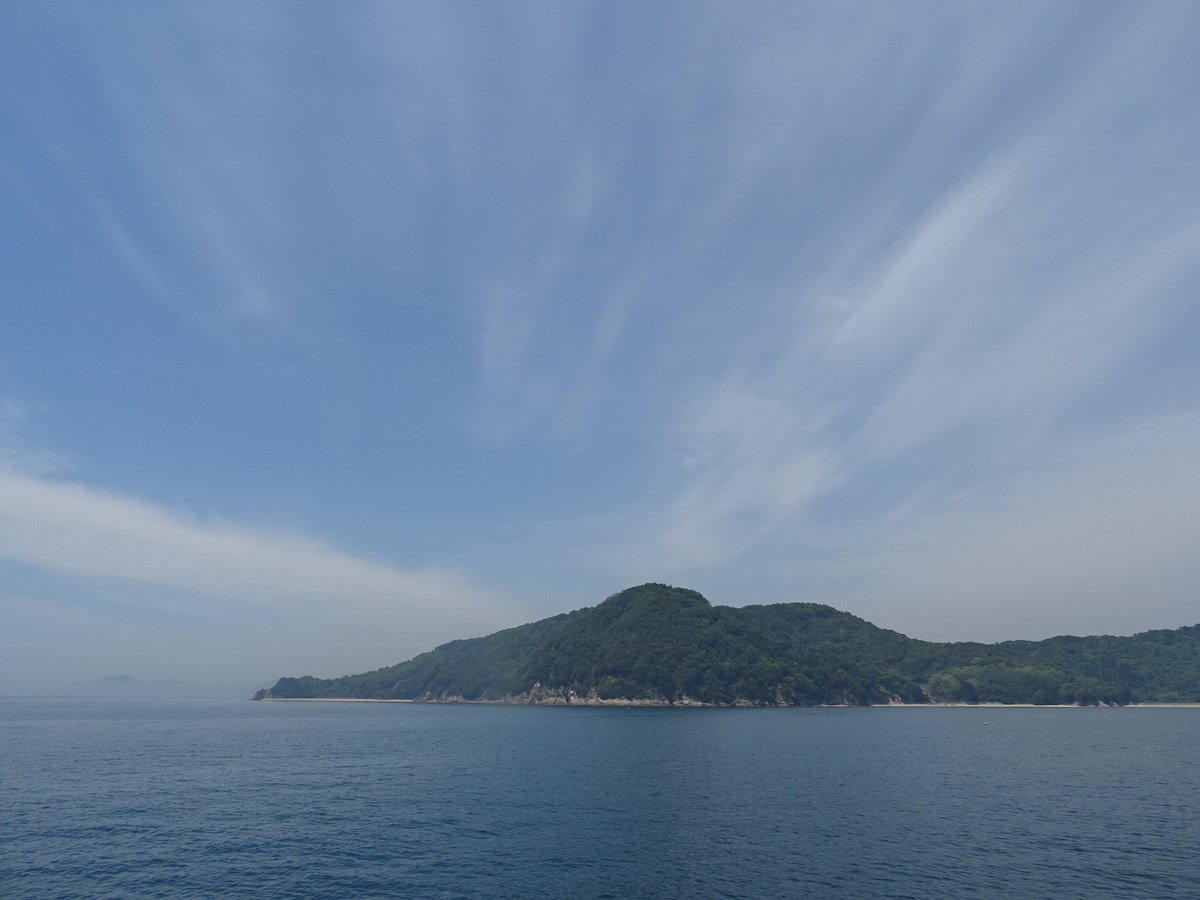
18, 4, 319, 355
0, 469, 523, 687
634, 6, 1200, 574
827, 154, 1022, 359
0, 398, 71, 476
1, 476, 425, 608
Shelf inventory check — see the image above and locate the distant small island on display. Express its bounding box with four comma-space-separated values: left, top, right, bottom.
255, 583, 1200, 706
82, 675, 258, 699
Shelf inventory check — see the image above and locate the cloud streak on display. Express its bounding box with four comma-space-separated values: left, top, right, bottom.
0, 468, 521, 690
0, 472, 488, 614
631, 5, 1200, 578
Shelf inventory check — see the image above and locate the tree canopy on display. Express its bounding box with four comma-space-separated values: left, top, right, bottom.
256, 584, 1200, 706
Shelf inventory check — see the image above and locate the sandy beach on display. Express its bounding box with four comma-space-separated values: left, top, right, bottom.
255, 697, 1200, 708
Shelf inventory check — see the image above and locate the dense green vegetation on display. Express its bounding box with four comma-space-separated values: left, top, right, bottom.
256, 584, 1200, 706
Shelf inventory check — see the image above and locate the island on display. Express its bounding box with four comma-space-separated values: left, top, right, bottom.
255, 583, 1200, 706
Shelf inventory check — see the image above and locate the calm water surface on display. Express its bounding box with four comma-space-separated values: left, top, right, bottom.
2, 698, 1197, 899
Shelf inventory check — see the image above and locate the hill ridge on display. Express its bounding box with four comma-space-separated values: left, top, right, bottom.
256, 584, 1200, 706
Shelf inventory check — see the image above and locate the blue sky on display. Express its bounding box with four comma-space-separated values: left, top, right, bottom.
2, 1, 1199, 692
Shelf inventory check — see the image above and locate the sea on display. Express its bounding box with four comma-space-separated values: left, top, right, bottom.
2, 698, 1197, 899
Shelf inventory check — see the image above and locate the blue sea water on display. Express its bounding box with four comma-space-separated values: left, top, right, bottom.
2, 699, 1198, 899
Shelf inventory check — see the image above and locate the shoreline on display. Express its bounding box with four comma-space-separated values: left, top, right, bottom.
254, 697, 1200, 708
879, 701, 1200, 709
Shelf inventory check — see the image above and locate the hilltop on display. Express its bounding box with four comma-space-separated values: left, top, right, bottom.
255, 584, 1200, 706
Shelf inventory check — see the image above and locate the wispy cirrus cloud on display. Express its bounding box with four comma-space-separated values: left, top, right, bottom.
625, 3, 1200, 582
663, 407, 1200, 643
0, 398, 71, 476
12, 4, 340, 355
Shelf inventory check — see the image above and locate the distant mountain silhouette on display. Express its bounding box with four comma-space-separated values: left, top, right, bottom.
80, 675, 258, 699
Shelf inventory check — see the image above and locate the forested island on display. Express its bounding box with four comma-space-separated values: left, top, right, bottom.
256, 583, 1200, 706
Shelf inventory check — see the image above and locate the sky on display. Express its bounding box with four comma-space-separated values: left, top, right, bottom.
2, 1, 1199, 693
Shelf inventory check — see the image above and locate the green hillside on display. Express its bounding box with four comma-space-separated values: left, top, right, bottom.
256, 584, 1200, 706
